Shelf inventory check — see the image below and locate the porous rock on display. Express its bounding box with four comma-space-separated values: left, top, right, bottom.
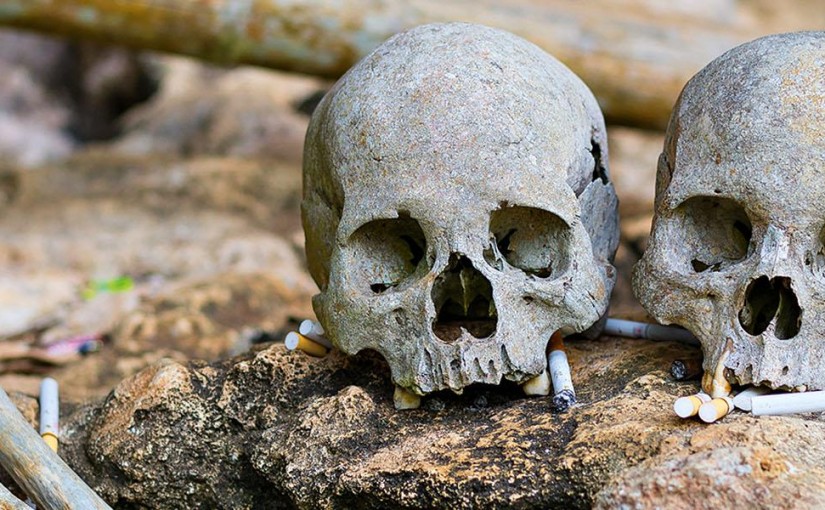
50, 336, 825, 509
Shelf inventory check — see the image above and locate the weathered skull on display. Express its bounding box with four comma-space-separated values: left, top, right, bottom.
303, 23, 619, 397
634, 32, 825, 392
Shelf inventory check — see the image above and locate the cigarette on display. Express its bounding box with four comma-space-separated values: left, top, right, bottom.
284, 332, 328, 357
673, 392, 711, 418
731, 386, 771, 411
698, 396, 734, 423
39, 378, 59, 452
670, 358, 703, 381
297, 320, 333, 349
604, 318, 699, 345
548, 332, 575, 411
751, 390, 825, 416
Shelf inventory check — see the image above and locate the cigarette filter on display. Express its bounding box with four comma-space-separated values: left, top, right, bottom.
298, 320, 333, 349
732, 386, 771, 411
751, 390, 825, 416
673, 393, 711, 418
39, 378, 59, 452
698, 396, 733, 423
284, 332, 328, 357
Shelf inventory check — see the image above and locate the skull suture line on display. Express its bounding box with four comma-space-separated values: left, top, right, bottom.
302, 23, 619, 405
634, 32, 825, 394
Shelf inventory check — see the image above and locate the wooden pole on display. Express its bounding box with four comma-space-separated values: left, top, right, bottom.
0, 483, 30, 510
0, 387, 111, 510
0, 0, 821, 129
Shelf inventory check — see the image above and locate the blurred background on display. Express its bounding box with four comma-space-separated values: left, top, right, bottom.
0, 0, 822, 400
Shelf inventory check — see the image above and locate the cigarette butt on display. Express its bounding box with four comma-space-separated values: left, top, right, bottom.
548, 340, 575, 410
670, 358, 703, 381
603, 318, 699, 345
42, 433, 58, 452
284, 332, 328, 357
553, 390, 576, 412
298, 320, 333, 349
732, 386, 771, 411
39, 377, 59, 452
698, 396, 733, 423
673, 393, 711, 418
751, 390, 825, 416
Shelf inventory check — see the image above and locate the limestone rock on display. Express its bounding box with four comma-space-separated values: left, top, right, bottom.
49, 335, 825, 508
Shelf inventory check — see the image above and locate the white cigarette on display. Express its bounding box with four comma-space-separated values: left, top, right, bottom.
698, 396, 734, 423
39, 378, 59, 452
751, 390, 825, 416
284, 332, 328, 357
604, 318, 698, 345
731, 386, 771, 411
298, 320, 333, 349
548, 349, 575, 410
673, 392, 711, 418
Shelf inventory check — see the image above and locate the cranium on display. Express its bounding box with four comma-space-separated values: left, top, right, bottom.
634, 32, 825, 393
302, 23, 619, 404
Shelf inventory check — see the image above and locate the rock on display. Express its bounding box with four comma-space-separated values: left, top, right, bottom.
0, 28, 157, 166
112, 57, 326, 163
595, 417, 825, 509
607, 127, 663, 220
52, 337, 825, 508
0, 148, 313, 398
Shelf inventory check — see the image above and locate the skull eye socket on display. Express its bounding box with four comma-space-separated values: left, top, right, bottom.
672, 196, 752, 273
347, 215, 427, 294
484, 205, 571, 278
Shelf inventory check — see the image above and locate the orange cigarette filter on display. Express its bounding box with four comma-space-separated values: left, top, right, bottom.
549, 331, 564, 352
285, 332, 328, 357
699, 396, 734, 423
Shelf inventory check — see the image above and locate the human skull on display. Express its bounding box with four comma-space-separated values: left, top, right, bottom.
303, 23, 619, 396
634, 32, 825, 392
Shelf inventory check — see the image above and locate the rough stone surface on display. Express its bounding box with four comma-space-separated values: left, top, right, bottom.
0, 28, 157, 166
303, 22, 619, 396
113, 57, 325, 163
0, 149, 313, 399
45, 337, 825, 509
634, 32, 825, 391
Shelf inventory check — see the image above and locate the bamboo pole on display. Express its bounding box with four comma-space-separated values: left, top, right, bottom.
0, 0, 821, 128
0, 387, 111, 510
0, 483, 30, 510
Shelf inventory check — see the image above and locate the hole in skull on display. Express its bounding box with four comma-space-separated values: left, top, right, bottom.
590, 138, 609, 184
431, 254, 497, 343
673, 197, 752, 273
738, 276, 801, 339
484, 205, 570, 278
347, 215, 427, 294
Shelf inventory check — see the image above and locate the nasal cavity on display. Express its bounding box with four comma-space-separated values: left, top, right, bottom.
431, 254, 497, 343
738, 276, 801, 339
